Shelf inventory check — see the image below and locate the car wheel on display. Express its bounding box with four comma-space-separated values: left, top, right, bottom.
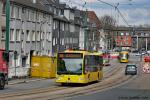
0, 77, 5, 90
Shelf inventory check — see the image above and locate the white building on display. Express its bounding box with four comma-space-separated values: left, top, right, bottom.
1, 0, 53, 78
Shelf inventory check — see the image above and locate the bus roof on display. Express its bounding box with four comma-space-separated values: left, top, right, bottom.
120, 51, 129, 53
60, 50, 102, 56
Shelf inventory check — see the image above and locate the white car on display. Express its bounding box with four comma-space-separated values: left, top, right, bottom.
135, 53, 141, 56
147, 50, 150, 54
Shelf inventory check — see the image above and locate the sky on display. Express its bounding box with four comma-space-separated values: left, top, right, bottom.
60, 0, 150, 26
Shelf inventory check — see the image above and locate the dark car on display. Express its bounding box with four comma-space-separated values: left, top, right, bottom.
125, 64, 137, 75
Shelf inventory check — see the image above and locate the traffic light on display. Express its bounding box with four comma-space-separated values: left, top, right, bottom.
14, 51, 17, 60
2, 51, 9, 62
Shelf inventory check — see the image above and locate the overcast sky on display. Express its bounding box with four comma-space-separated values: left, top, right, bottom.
60, 0, 150, 26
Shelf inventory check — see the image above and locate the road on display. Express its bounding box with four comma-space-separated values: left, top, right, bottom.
0, 55, 147, 100
68, 55, 150, 100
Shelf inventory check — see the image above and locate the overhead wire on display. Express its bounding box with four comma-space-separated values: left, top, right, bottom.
97, 0, 130, 26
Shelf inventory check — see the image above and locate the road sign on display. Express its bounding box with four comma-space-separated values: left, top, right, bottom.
143, 63, 150, 73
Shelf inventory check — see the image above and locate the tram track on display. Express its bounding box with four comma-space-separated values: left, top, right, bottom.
0, 59, 138, 100
33, 66, 132, 100
0, 86, 67, 98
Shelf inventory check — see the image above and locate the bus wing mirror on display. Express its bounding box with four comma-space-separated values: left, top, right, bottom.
2, 51, 9, 62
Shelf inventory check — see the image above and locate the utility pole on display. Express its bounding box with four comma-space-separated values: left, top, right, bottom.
146, 37, 147, 51
136, 35, 138, 50
84, 9, 88, 50
6, 0, 10, 52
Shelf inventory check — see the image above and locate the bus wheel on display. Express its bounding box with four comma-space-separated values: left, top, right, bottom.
97, 73, 100, 81
61, 83, 67, 86
88, 74, 90, 79
0, 77, 5, 90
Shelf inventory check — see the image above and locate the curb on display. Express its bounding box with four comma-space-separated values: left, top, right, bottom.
8, 78, 46, 85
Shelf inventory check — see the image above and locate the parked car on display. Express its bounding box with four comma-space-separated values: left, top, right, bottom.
146, 50, 150, 55
125, 64, 137, 75
135, 53, 141, 56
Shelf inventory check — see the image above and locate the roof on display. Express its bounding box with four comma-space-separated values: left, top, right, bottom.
9, 0, 54, 14
87, 11, 102, 29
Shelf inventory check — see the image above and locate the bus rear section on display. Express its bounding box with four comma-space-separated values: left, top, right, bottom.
0, 50, 9, 90
56, 51, 103, 84
118, 51, 129, 63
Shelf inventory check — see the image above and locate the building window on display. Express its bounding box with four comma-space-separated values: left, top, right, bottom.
1, 30, 5, 39
15, 6, 20, 19
53, 38, 55, 46
36, 12, 40, 22
30, 10, 35, 21
49, 15, 52, 24
41, 32, 45, 40
70, 25, 75, 32
31, 31, 35, 41
43, 13, 46, 19
26, 30, 30, 41
10, 29, 14, 41
60, 9, 64, 15
65, 24, 69, 31
53, 21, 56, 29
22, 57, 26, 67
62, 23, 65, 31
11, 5, 15, 18
37, 31, 40, 41
27, 10, 30, 21
16, 29, 20, 41
70, 38, 72, 44
16, 55, 20, 67
39, 13, 43, 22
2, 2, 6, 14
62, 38, 64, 45
48, 32, 51, 41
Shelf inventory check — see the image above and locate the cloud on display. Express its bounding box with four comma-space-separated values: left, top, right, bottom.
60, 0, 150, 26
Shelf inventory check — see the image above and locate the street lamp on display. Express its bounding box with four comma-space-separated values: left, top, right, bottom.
6, 0, 10, 53
134, 35, 138, 50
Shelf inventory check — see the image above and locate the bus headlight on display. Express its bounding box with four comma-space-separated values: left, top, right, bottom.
79, 77, 84, 81
56, 76, 62, 81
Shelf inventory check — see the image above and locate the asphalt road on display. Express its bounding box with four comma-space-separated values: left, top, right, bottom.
1, 55, 148, 100
0, 79, 55, 93
68, 55, 150, 100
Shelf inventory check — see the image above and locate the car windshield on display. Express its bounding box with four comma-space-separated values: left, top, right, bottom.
57, 58, 83, 75
126, 65, 136, 71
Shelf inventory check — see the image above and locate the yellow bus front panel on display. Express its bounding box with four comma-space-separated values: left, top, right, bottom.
120, 59, 129, 63
56, 75, 88, 83
56, 71, 103, 84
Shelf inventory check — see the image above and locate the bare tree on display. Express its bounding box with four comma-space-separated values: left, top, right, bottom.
99, 15, 116, 50
99, 15, 116, 29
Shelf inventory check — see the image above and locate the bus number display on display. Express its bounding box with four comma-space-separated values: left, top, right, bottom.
59, 53, 83, 58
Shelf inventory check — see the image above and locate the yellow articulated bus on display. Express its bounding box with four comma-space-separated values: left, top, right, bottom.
118, 51, 129, 63
56, 50, 103, 84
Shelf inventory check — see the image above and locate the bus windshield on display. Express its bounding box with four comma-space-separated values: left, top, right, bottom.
120, 53, 128, 59
57, 58, 83, 75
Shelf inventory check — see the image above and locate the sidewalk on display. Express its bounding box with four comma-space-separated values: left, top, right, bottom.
8, 78, 48, 85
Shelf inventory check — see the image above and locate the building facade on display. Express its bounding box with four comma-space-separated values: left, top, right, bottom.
52, 4, 81, 55
0, 0, 106, 78
86, 11, 103, 51
2, 0, 54, 78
